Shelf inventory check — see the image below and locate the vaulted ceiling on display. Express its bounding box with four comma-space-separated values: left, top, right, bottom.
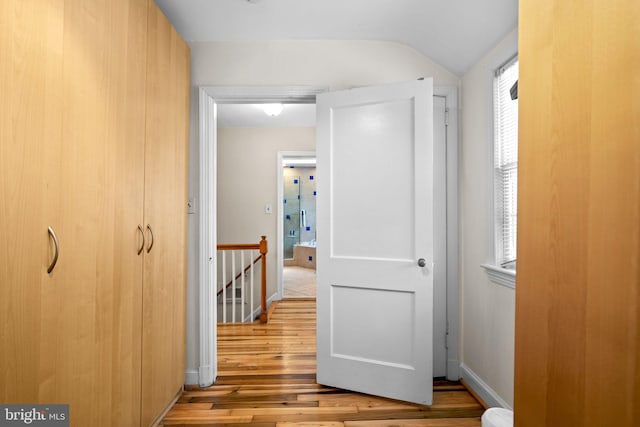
154, 0, 518, 76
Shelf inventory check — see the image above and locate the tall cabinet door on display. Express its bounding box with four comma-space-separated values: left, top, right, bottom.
141, 1, 190, 425
0, 0, 63, 403
38, 0, 148, 425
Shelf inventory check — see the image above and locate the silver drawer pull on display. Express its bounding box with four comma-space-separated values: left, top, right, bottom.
146, 224, 154, 253
137, 225, 145, 255
47, 226, 59, 274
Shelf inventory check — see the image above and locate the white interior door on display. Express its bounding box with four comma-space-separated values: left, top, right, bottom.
316, 79, 434, 405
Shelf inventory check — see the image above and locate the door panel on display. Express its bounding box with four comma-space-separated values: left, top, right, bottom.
330, 99, 416, 260
39, 0, 147, 424
516, 1, 640, 425
331, 286, 416, 367
141, 1, 190, 424
317, 80, 434, 405
0, 0, 63, 403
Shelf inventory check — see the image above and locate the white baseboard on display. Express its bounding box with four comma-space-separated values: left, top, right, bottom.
245, 292, 278, 322
184, 369, 199, 386
460, 363, 512, 410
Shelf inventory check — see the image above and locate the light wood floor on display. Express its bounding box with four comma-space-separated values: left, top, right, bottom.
162, 299, 483, 426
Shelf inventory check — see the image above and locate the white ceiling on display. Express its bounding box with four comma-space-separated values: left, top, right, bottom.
157, 0, 517, 127
218, 103, 316, 127
154, 0, 518, 76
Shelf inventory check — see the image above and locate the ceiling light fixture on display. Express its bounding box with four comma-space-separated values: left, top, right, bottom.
263, 103, 284, 117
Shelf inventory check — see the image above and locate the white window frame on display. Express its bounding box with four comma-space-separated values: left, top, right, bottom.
482, 48, 517, 289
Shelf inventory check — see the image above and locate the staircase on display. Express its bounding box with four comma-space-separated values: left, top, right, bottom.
217, 236, 269, 323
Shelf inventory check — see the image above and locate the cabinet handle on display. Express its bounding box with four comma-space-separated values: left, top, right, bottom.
47, 226, 59, 274
137, 225, 145, 255
146, 224, 154, 253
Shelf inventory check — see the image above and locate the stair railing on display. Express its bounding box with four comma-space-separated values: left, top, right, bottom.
217, 236, 268, 323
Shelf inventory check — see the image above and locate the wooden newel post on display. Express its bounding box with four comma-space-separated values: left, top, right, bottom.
259, 235, 268, 323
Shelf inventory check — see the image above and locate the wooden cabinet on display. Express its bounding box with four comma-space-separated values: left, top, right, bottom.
0, 0, 64, 403
0, 0, 189, 426
515, 1, 640, 425
141, 2, 190, 425
40, 1, 148, 424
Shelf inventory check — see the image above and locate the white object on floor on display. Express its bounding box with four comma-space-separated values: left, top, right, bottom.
482, 407, 514, 427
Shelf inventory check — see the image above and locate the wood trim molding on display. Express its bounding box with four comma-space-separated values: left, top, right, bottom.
217, 243, 261, 250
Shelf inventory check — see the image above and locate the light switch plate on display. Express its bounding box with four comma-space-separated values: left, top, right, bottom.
265, 203, 272, 214
188, 197, 196, 214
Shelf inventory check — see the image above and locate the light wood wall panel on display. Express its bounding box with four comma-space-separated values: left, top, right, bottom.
0, 0, 188, 425
1, 0, 150, 424
38, 0, 148, 425
141, 0, 190, 425
0, 0, 64, 403
515, 0, 640, 425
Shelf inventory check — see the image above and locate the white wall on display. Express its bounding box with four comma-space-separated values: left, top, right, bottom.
459, 30, 518, 407
190, 40, 459, 90
216, 126, 316, 304
185, 40, 460, 377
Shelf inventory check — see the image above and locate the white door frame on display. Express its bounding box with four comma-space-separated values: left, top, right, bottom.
276, 151, 317, 300
197, 86, 325, 387
437, 86, 460, 380
196, 84, 459, 387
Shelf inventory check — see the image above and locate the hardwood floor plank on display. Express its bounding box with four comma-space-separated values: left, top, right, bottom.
163, 424, 275, 427
170, 403, 215, 411
162, 418, 255, 424
188, 394, 305, 404
251, 409, 483, 423
212, 401, 319, 409
214, 376, 318, 386
196, 383, 330, 392
430, 391, 483, 409
297, 393, 419, 409
230, 407, 359, 417
277, 423, 344, 427
160, 299, 484, 426
345, 419, 481, 427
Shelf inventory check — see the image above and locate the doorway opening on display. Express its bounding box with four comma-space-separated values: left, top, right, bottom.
196, 85, 459, 390
215, 102, 317, 319
278, 153, 317, 298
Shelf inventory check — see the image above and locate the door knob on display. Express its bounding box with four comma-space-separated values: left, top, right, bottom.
417, 258, 426, 267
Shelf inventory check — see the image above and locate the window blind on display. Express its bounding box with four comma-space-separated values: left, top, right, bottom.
494, 57, 519, 268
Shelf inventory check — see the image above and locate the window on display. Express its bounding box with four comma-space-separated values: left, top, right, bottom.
493, 56, 518, 271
